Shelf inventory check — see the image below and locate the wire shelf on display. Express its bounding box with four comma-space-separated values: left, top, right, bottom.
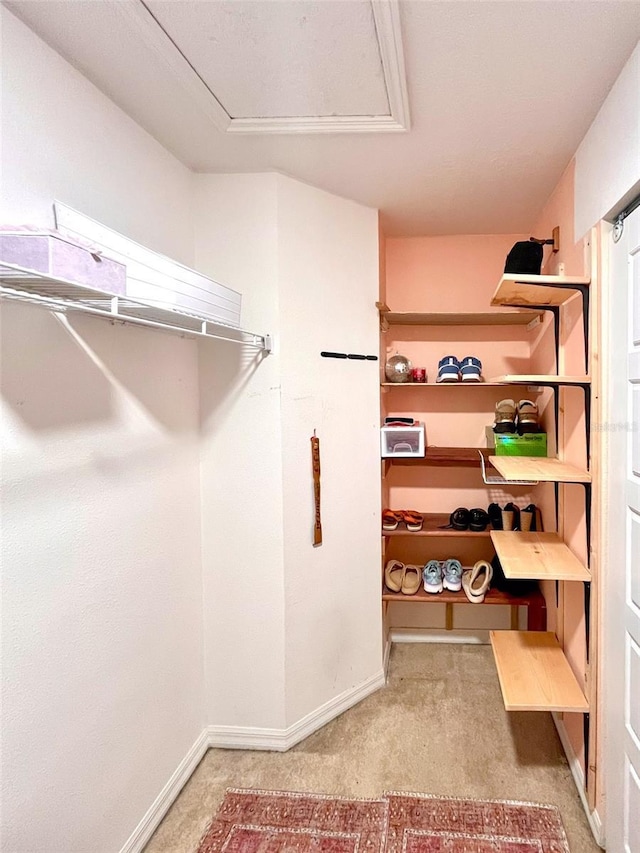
0, 261, 272, 351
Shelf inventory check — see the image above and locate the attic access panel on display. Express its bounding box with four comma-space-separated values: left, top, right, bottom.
136, 0, 410, 133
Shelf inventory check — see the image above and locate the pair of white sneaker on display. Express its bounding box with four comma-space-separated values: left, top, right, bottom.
461, 560, 493, 603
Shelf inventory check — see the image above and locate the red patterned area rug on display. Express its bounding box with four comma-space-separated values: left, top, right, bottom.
385, 793, 570, 853
197, 788, 389, 853
196, 789, 569, 853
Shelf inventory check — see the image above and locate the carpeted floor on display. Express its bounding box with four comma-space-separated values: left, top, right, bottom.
144, 644, 600, 853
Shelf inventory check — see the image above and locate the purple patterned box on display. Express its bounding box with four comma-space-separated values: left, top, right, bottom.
0, 231, 126, 295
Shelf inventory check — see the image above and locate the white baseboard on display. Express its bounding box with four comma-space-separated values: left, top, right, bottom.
390, 629, 490, 644
208, 669, 386, 752
551, 713, 605, 848
118, 671, 385, 851
383, 637, 392, 679
119, 728, 209, 853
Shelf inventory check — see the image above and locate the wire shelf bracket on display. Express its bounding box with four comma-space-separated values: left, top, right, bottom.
479, 451, 538, 486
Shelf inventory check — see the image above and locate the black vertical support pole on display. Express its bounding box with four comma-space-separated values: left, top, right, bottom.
583, 482, 592, 665
553, 385, 560, 457
583, 483, 592, 563
552, 306, 561, 375
584, 580, 591, 664
582, 383, 592, 467
579, 285, 590, 374
584, 713, 591, 791
554, 481, 560, 609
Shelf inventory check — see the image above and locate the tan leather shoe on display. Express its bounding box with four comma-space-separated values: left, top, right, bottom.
401, 565, 422, 595
462, 560, 493, 603
517, 399, 540, 434
384, 560, 405, 592
494, 399, 517, 433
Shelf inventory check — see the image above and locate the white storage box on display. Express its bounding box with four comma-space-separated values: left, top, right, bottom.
54, 203, 242, 327
381, 423, 426, 458
0, 230, 126, 295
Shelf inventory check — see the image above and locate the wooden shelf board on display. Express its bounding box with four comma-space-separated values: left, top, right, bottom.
488, 456, 591, 483
381, 310, 542, 327
490, 630, 589, 712
383, 513, 492, 537
489, 374, 591, 386
381, 382, 526, 388
383, 586, 544, 607
490, 531, 590, 581
389, 447, 492, 468
492, 274, 590, 309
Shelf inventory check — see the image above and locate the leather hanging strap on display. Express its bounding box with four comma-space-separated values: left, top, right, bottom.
311, 434, 322, 546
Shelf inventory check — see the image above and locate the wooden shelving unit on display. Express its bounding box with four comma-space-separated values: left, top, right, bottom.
488, 455, 590, 483
490, 532, 590, 581
490, 631, 589, 712
489, 374, 590, 386
383, 513, 492, 537
491, 274, 590, 308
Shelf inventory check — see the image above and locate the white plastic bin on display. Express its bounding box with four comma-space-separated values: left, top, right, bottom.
380, 424, 426, 458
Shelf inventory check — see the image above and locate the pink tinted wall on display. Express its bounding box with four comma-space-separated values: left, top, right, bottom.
385, 234, 527, 312
531, 160, 591, 781
384, 233, 532, 515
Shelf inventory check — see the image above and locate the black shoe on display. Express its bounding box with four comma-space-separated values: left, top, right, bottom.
488, 503, 503, 530
446, 507, 470, 530
502, 502, 520, 531
521, 504, 542, 532
469, 508, 490, 532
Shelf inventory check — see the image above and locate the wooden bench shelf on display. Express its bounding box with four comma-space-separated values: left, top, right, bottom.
488, 456, 591, 483
383, 586, 546, 631
490, 630, 589, 712
490, 531, 590, 581
382, 513, 492, 537
491, 274, 591, 308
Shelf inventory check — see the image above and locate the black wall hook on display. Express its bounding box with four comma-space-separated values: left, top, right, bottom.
321, 351, 378, 361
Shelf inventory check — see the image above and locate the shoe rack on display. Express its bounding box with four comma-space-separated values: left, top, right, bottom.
486, 272, 593, 768
379, 270, 593, 719
379, 306, 547, 642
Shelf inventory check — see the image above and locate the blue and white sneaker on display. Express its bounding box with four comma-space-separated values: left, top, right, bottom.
437, 356, 460, 383
459, 356, 482, 382
423, 560, 443, 594
442, 559, 463, 592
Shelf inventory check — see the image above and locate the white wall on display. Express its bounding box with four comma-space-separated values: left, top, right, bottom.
193, 174, 287, 730
276, 175, 383, 725
1, 10, 204, 853
193, 174, 383, 736
575, 40, 640, 238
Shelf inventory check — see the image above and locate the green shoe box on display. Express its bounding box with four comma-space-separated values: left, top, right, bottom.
494, 433, 547, 456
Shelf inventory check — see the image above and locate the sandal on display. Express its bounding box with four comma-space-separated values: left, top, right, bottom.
401, 564, 422, 595
382, 509, 403, 531
402, 510, 424, 532
384, 560, 405, 592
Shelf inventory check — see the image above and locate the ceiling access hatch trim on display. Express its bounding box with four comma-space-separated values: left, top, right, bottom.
116, 0, 410, 135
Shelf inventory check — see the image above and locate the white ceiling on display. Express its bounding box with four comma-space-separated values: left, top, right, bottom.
5, 0, 640, 235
